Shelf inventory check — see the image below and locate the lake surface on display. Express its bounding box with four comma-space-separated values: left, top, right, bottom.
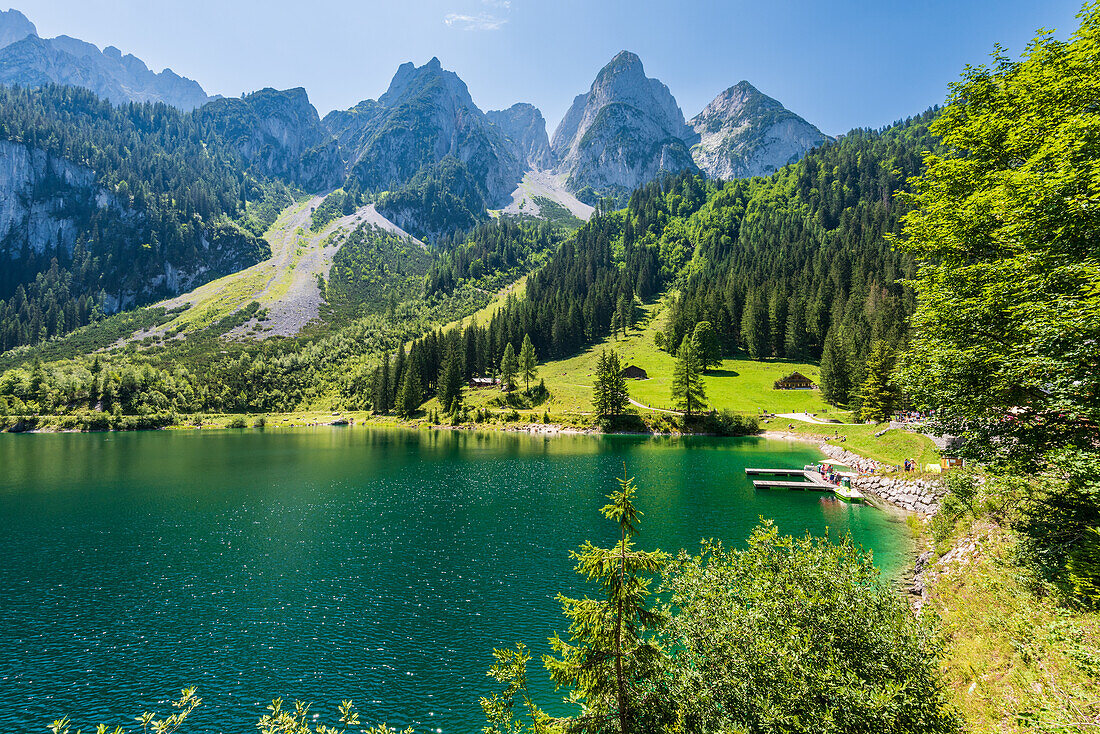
0, 428, 911, 733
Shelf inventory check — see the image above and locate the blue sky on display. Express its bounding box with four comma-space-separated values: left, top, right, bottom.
26, 0, 1084, 135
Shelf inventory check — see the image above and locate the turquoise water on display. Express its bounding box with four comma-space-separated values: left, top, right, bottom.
0, 428, 912, 733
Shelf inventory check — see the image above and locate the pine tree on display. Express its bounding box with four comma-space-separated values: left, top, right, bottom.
741, 292, 771, 359
500, 342, 519, 392
672, 336, 707, 416
784, 299, 810, 361
544, 470, 668, 734
374, 353, 391, 414
518, 334, 538, 394
858, 340, 896, 423
438, 343, 464, 413
692, 321, 721, 371
820, 330, 852, 406
593, 350, 629, 417
396, 361, 422, 418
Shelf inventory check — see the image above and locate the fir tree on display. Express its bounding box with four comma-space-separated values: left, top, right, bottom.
672, 336, 707, 416
518, 334, 538, 394
396, 362, 422, 418
500, 342, 518, 392
545, 470, 668, 734
593, 350, 629, 417
858, 340, 896, 423
438, 343, 464, 413
740, 292, 771, 359
784, 299, 810, 362
820, 330, 852, 406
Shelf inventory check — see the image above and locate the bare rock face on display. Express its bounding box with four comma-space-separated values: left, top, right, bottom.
688, 81, 827, 179
0, 8, 35, 50
198, 88, 344, 191
551, 51, 697, 201
323, 57, 524, 207
487, 103, 556, 171
0, 9, 211, 110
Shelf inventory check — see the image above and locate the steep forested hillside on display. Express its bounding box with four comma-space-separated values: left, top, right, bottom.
0, 85, 281, 350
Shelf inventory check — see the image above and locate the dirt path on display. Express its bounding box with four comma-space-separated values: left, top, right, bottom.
628, 397, 682, 415
776, 412, 861, 426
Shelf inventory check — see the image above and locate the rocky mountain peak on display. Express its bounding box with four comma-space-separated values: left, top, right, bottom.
487, 103, 555, 170
689, 81, 827, 180
0, 8, 35, 49
0, 8, 211, 110
551, 51, 696, 201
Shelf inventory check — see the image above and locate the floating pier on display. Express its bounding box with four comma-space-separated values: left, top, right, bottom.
745, 467, 864, 502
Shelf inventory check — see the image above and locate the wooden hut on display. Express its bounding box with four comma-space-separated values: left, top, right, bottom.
774, 371, 816, 390
620, 365, 648, 380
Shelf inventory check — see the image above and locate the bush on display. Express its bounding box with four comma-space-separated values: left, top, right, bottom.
227, 417, 248, 429
704, 409, 760, 436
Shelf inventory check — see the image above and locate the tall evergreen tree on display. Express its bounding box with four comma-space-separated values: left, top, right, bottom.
396, 361, 422, 418
438, 342, 464, 413
858, 340, 897, 423
374, 353, 391, 414
741, 292, 771, 359
593, 350, 629, 417
518, 334, 538, 394
820, 330, 852, 406
545, 470, 668, 734
784, 299, 810, 362
500, 342, 518, 392
672, 336, 707, 416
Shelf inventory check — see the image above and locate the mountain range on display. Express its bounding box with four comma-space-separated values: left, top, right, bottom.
0, 8, 211, 110
0, 9, 827, 212
0, 6, 832, 341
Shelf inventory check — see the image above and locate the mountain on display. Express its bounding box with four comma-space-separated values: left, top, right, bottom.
487, 103, 555, 170
688, 81, 828, 179
0, 85, 272, 350
197, 87, 343, 191
0, 8, 34, 49
0, 9, 210, 110
551, 51, 697, 203
322, 57, 524, 238
323, 58, 523, 204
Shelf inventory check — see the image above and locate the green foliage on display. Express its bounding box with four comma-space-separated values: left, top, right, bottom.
500, 342, 518, 392
894, 5, 1100, 606
0, 85, 277, 349
858, 339, 897, 423
323, 224, 433, 324
592, 350, 630, 417
518, 334, 538, 394
657, 522, 962, 734
690, 321, 720, 371
425, 219, 561, 298
543, 471, 669, 734
51, 687, 201, 734
671, 336, 706, 416
820, 329, 852, 406
438, 340, 464, 413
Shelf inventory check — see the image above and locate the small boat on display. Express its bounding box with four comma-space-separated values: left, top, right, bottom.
833, 476, 864, 503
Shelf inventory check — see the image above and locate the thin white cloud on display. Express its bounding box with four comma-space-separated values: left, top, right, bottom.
444, 12, 508, 30
482, 0, 511, 8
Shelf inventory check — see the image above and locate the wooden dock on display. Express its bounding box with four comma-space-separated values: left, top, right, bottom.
745, 467, 861, 500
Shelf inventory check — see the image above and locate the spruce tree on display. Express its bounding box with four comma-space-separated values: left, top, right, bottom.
593, 350, 629, 417
396, 362, 422, 418
500, 342, 518, 392
820, 330, 852, 406
858, 340, 896, 423
544, 470, 668, 734
518, 334, 538, 394
438, 343, 464, 413
784, 299, 810, 361
374, 353, 391, 414
740, 293, 771, 359
672, 336, 707, 416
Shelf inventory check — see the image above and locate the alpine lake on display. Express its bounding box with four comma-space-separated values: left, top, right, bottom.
0, 427, 913, 733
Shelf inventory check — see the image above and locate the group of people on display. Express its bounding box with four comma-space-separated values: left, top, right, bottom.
903, 458, 918, 472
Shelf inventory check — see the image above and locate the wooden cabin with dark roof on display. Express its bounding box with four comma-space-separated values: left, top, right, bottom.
774, 371, 816, 390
